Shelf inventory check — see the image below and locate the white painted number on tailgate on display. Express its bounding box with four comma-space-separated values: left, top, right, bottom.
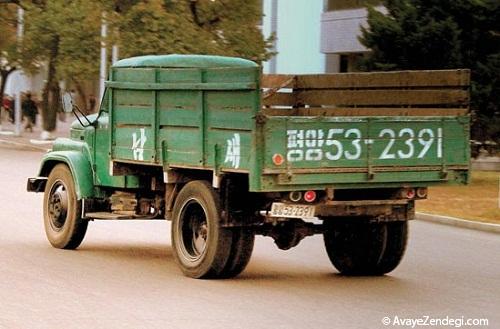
285, 127, 443, 162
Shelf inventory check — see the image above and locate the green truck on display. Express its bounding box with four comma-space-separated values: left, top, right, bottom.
27, 55, 470, 279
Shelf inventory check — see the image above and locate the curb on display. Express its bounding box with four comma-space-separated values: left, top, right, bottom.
416, 213, 500, 234
0, 139, 50, 152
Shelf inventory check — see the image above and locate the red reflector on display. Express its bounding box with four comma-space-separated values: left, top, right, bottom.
272, 153, 284, 166
304, 190, 316, 203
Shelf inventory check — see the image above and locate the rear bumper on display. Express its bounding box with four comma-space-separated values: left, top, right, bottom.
27, 177, 47, 193
315, 199, 414, 221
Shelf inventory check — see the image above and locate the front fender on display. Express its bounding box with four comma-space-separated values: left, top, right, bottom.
38, 151, 95, 199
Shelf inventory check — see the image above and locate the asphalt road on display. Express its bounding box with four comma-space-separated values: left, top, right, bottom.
0, 148, 499, 329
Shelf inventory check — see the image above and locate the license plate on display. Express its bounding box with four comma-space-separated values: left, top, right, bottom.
269, 203, 315, 219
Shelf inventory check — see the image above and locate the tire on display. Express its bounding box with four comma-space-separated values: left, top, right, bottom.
323, 221, 386, 275
219, 228, 255, 278
171, 181, 233, 279
375, 221, 408, 274
43, 164, 88, 249
323, 220, 408, 275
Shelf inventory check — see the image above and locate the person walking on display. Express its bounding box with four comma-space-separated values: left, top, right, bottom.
2, 95, 14, 123
22, 92, 38, 132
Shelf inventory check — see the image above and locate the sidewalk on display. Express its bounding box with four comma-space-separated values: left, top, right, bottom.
0, 115, 74, 152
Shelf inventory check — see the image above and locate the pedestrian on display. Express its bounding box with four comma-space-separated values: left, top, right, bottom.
22, 92, 38, 132
2, 95, 14, 123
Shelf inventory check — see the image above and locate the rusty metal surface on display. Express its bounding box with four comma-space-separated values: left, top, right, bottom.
262, 165, 469, 175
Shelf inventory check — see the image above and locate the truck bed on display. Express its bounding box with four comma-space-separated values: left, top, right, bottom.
106, 64, 470, 192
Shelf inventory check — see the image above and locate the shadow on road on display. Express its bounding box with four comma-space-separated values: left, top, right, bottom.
77, 243, 171, 262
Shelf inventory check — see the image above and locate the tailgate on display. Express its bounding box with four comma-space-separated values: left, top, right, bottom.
260, 115, 469, 189
255, 69, 470, 191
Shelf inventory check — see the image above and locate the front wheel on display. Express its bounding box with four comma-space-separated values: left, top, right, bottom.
43, 164, 88, 249
171, 181, 233, 279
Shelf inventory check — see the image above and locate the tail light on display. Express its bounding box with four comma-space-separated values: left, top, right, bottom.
304, 190, 317, 203
405, 188, 416, 199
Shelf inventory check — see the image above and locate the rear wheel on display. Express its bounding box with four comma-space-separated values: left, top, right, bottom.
376, 221, 408, 274
323, 220, 408, 275
219, 228, 255, 278
43, 164, 88, 249
171, 181, 233, 279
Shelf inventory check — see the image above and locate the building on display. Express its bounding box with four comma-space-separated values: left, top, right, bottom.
261, 0, 325, 74
262, 0, 382, 74
320, 0, 383, 73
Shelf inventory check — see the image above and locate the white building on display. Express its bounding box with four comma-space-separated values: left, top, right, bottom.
262, 0, 381, 74
262, 0, 325, 74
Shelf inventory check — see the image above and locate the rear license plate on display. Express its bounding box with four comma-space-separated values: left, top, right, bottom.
270, 203, 315, 219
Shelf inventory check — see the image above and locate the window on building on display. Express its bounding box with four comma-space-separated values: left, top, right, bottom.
340, 54, 349, 73
338, 53, 366, 72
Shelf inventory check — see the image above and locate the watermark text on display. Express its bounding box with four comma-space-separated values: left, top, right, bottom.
381, 315, 489, 328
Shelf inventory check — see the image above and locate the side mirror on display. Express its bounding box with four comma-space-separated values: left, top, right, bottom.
61, 92, 74, 113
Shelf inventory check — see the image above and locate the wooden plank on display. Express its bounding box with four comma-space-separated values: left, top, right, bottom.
261, 74, 295, 88
261, 92, 296, 106
295, 69, 470, 89
297, 89, 469, 106
261, 107, 469, 117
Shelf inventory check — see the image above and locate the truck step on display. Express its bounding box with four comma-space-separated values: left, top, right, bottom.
84, 212, 160, 220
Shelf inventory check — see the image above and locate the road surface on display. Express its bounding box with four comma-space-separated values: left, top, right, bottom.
0, 148, 498, 329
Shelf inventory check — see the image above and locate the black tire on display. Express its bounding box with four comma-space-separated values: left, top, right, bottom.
323, 221, 387, 275
375, 221, 408, 274
323, 220, 408, 275
171, 181, 233, 279
43, 164, 88, 249
219, 228, 255, 278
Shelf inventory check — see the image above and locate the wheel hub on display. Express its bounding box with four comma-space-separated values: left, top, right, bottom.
48, 183, 68, 230
192, 221, 208, 255
180, 200, 209, 261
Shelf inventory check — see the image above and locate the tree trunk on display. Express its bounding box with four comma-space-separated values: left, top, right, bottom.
41, 36, 60, 132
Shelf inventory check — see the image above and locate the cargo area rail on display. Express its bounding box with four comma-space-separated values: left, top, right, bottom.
261, 69, 470, 116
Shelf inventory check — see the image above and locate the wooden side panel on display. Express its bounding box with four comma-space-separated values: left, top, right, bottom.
297, 90, 469, 106
261, 69, 470, 116
262, 107, 469, 117
295, 70, 470, 89
261, 74, 295, 88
